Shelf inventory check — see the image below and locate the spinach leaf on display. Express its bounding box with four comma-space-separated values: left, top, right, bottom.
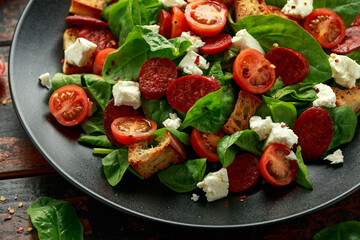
82, 75, 112, 111
179, 85, 236, 133
294, 146, 313, 189
80, 111, 105, 134
313, 221, 360, 240
206, 60, 233, 86
231, 15, 332, 85
268, 79, 317, 102
78, 134, 115, 148
150, 128, 190, 146
158, 158, 207, 193
142, 97, 177, 128
102, 149, 129, 186
27, 197, 83, 240
264, 0, 287, 8
51, 73, 82, 90
347, 49, 360, 64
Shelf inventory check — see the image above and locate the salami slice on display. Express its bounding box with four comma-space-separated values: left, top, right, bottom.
139, 57, 178, 100
265, 47, 309, 86
79, 27, 118, 56
65, 15, 109, 29
293, 107, 334, 161
103, 99, 141, 146
351, 13, 360, 27
199, 33, 232, 55
227, 153, 261, 193
166, 75, 221, 113
331, 26, 360, 54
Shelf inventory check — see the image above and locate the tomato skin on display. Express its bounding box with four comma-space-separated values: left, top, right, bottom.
93, 48, 116, 76
199, 33, 232, 55
111, 116, 157, 145
304, 8, 346, 48
185, 0, 228, 37
0, 58, 5, 79
171, 7, 190, 38
158, 9, 172, 39
49, 85, 90, 127
190, 128, 225, 162
233, 48, 276, 94
260, 143, 298, 186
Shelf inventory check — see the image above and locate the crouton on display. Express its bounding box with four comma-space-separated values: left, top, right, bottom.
332, 83, 360, 113
223, 90, 262, 134
128, 131, 186, 179
234, 0, 270, 22
69, 0, 106, 19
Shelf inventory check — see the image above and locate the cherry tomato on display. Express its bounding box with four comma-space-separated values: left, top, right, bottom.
304, 8, 346, 48
233, 48, 276, 94
198, 33, 232, 55
260, 143, 298, 186
171, 7, 190, 38
185, 0, 228, 37
111, 116, 157, 145
190, 128, 225, 162
93, 48, 116, 76
158, 9, 172, 39
0, 59, 5, 79
49, 85, 90, 127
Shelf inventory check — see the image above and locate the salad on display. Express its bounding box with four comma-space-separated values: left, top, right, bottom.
43, 0, 360, 203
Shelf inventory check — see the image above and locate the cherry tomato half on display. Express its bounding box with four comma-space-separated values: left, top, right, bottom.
171, 7, 190, 38
190, 128, 225, 162
0, 59, 5, 79
93, 48, 116, 76
233, 48, 276, 94
304, 8, 346, 48
111, 116, 157, 145
185, 0, 228, 37
260, 143, 298, 186
158, 9, 172, 39
49, 85, 90, 127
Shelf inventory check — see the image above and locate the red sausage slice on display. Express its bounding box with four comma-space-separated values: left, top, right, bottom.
265, 47, 309, 86
166, 75, 221, 113
79, 27, 118, 56
199, 33, 232, 55
103, 99, 142, 146
227, 153, 261, 193
158, 9, 172, 39
331, 26, 360, 54
139, 57, 178, 100
293, 107, 334, 161
65, 15, 109, 29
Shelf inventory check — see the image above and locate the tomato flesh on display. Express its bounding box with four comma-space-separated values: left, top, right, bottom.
190, 128, 225, 162
199, 33, 232, 55
49, 85, 90, 127
93, 48, 116, 76
171, 7, 190, 38
158, 9, 172, 39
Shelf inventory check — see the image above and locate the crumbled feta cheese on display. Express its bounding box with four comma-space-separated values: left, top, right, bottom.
159, 0, 187, 8
249, 116, 274, 141
112, 81, 141, 109
64, 38, 97, 67
264, 122, 298, 149
191, 193, 200, 202
232, 29, 265, 55
162, 113, 182, 130
324, 149, 344, 164
181, 31, 205, 52
286, 151, 298, 161
197, 168, 229, 202
313, 83, 336, 108
178, 50, 209, 76
38, 72, 51, 89
282, 0, 313, 20
142, 25, 160, 34
329, 54, 360, 89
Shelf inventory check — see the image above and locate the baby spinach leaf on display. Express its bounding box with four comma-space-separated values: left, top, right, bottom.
268, 79, 317, 102
51, 73, 82, 90
264, 0, 287, 8
313, 221, 360, 240
80, 111, 105, 135
27, 197, 83, 240
82, 75, 112, 111
206, 60, 233, 86
347, 49, 360, 64
158, 158, 207, 193
179, 85, 236, 133
142, 97, 177, 128
294, 146, 313, 189
231, 15, 332, 85
102, 149, 129, 186
78, 134, 115, 148
150, 128, 190, 146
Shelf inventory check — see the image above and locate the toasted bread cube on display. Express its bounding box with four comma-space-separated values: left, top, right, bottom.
69, 0, 106, 19
332, 83, 360, 113
234, 0, 270, 22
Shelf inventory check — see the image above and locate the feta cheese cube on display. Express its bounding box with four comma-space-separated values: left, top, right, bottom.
162, 113, 182, 130
285, 151, 298, 161
159, 0, 187, 8
142, 25, 160, 34
264, 122, 298, 149
181, 31, 205, 52
282, 0, 313, 20
329, 54, 360, 89
178, 50, 209, 76
191, 193, 200, 202
232, 29, 265, 55
64, 38, 97, 67
112, 81, 141, 109
38, 72, 51, 89
249, 116, 273, 141
324, 149, 344, 164
197, 168, 229, 202
313, 83, 336, 108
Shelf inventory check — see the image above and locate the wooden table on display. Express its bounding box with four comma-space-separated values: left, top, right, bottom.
1, 0, 360, 239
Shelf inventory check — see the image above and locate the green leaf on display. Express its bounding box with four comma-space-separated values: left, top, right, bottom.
27, 197, 84, 240
78, 134, 115, 148
158, 158, 207, 193
265, 0, 287, 8
346, 49, 360, 64
268, 79, 317, 102
51, 73, 82, 90
82, 75, 112, 111
142, 97, 178, 128
294, 146, 313, 189
150, 128, 190, 146
102, 149, 129, 186
206, 60, 233, 86
80, 111, 105, 135
313, 221, 360, 240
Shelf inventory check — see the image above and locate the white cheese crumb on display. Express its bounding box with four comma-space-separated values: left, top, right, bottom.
264, 123, 298, 149
64, 38, 97, 67
87, 99, 97, 117
178, 50, 209, 76
329, 54, 360, 89
191, 193, 200, 202
159, 0, 187, 8
249, 116, 273, 141
112, 81, 141, 109
142, 25, 160, 34
197, 168, 229, 202
286, 151, 298, 161
181, 31, 205, 52
324, 149, 344, 164
313, 83, 336, 108
162, 113, 182, 130
232, 29, 264, 55
282, 0, 313, 20
38, 72, 51, 89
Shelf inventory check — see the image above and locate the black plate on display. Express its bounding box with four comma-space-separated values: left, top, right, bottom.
9, 0, 360, 228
